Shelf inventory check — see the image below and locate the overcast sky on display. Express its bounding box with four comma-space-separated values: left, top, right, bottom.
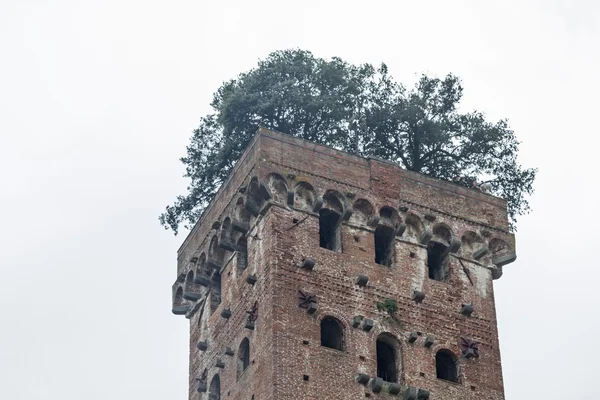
1, 1, 599, 399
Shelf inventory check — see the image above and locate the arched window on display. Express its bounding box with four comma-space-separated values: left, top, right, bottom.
319, 208, 342, 251
376, 334, 399, 382
209, 374, 220, 400
427, 241, 450, 282
237, 338, 250, 379
374, 225, 395, 266
436, 350, 458, 382
320, 317, 344, 351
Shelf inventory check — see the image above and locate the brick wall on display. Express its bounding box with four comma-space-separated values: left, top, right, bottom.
174, 128, 516, 400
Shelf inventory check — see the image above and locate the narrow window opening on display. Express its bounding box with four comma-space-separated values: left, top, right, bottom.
427, 241, 450, 281
237, 237, 248, 272
320, 317, 344, 351
374, 225, 395, 266
376, 338, 397, 382
436, 350, 458, 382
237, 338, 250, 379
319, 209, 342, 252
209, 375, 220, 400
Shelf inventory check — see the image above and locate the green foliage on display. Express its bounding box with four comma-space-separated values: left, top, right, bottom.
160, 49, 536, 234
376, 298, 398, 315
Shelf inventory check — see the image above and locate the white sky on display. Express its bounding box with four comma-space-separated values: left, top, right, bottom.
1, 1, 598, 399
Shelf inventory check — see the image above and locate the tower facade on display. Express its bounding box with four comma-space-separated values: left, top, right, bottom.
172, 128, 517, 400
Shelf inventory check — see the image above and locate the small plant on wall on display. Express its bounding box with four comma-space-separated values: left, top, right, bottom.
376, 298, 398, 315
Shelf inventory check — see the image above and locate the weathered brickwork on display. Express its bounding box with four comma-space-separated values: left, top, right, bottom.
172, 128, 517, 400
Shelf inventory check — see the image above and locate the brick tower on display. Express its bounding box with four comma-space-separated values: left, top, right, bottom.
171, 128, 517, 400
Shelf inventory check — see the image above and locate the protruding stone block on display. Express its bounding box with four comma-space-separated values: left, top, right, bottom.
183, 291, 202, 301
206, 258, 222, 270
473, 246, 489, 260
220, 308, 232, 319
449, 238, 461, 253
352, 315, 363, 328
493, 252, 517, 267
356, 275, 369, 286
287, 189, 294, 206
196, 340, 208, 351
357, 373, 370, 385
412, 290, 425, 303
195, 275, 211, 287
190, 256, 198, 263
172, 305, 191, 315
245, 274, 257, 285
197, 381, 207, 393
225, 347, 234, 356
371, 377, 383, 393
491, 266, 503, 280
218, 239, 237, 252
299, 258, 316, 270
367, 216, 381, 227
362, 319, 374, 331
408, 332, 418, 343
417, 389, 430, 399
389, 383, 401, 395
215, 359, 225, 368
424, 214, 436, 222
464, 348, 477, 359
259, 181, 272, 201
399, 205, 409, 212
419, 230, 433, 245
396, 223, 406, 237
245, 199, 261, 217
307, 302, 318, 314
232, 220, 249, 234
313, 197, 324, 212
342, 207, 353, 221
211, 221, 221, 230
245, 319, 255, 330
460, 304, 474, 317
210, 270, 221, 281
424, 336, 435, 348
404, 387, 417, 400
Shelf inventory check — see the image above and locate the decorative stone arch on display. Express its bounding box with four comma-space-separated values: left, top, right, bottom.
460, 231, 486, 257
237, 338, 250, 380
294, 181, 316, 211
173, 285, 184, 307
319, 315, 345, 351
349, 198, 375, 226
172, 285, 190, 315
376, 332, 402, 383
318, 190, 346, 252
207, 235, 223, 313
435, 348, 460, 383
183, 270, 202, 301
266, 172, 288, 204
404, 213, 424, 241
208, 374, 220, 400
432, 223, 453, 247
234, 197, 251, 224
208, 235, 225, 269
220, 217, 231, 241
194, 253, 211, 287
322, 189, 345, 214
245, 177, 268, 217
379, 206, 401, 228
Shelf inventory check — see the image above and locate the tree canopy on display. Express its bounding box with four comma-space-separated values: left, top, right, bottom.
160, 49, 536, 234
